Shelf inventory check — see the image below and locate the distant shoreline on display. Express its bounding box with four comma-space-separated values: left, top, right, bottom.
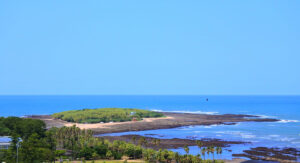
28, 112, 279, 134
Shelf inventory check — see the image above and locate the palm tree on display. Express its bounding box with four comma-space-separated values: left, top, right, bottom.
196, 140, 203, 159
216, 147, 223, 160
157, 149, 163, 162
206, 147, 211, 160
174, 152, 180, 163
183, 145, 189, 155
196, 140, 203, 148
201, 147, 206, 160
220, 147, 223, 160
183, 145, 189, 163
211, 146, 215, 161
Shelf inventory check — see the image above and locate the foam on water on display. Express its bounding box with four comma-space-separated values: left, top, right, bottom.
278, 119, 299, 123
257, 115, 277, 118
152, 109, 218, 115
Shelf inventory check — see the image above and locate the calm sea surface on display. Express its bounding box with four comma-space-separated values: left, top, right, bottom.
0, 95, 299, 159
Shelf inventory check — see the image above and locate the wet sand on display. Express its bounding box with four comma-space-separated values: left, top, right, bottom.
29, 112, 278, 134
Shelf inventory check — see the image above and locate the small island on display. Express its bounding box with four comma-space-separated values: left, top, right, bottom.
30, 108, 280, 135
52, 108, 164, 123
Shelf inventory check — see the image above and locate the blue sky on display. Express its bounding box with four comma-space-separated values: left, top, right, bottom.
0, 1, 299, 95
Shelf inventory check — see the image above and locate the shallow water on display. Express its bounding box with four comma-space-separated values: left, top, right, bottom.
1, 95, 300, 159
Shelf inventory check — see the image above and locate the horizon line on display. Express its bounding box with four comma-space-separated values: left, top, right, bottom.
0, 94, 300, 96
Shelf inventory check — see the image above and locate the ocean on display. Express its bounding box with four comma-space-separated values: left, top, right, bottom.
0, 95, 299, 160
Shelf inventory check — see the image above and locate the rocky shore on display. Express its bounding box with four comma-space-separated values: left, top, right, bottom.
100, 134, 248, 150
103, 135, 300, 162
29, 112, 279, 134
233, 147, 300, 162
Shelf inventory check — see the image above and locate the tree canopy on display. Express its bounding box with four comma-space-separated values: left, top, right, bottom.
0, 116, 223, 163
52, 108, 164, 123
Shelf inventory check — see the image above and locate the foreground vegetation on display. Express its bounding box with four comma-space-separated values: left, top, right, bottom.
54, 160, 144, 163
0, 116, 223, 163
52, 108, 164, 123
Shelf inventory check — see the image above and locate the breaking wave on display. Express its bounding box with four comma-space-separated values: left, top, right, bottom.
151, 110, 218, 115
278, 119, 299, 123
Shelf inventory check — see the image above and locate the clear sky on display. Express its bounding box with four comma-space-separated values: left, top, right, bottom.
0, 1, 300, 95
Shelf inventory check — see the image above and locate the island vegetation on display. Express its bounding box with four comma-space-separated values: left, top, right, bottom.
0, 116, 224, 163
52, 108, 164, 123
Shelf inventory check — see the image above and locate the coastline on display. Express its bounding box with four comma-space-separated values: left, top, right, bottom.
101, 135, 300, 162
29, 112, 279, 134
100, 134, 248, 149
26, 112, 300, 162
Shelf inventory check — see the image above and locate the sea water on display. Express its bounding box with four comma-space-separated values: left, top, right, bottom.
0, 95, 299, 159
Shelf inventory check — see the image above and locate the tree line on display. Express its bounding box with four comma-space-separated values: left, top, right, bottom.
0, 117, 56, 162
0, 116, 224, 163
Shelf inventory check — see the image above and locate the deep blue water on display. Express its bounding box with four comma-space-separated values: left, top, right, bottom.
0, 95, 300, 160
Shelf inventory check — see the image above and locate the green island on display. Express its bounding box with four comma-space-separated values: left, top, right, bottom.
52, 108, 164, 123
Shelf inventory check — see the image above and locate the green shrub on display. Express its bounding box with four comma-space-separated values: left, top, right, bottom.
52, 108, 164, 123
